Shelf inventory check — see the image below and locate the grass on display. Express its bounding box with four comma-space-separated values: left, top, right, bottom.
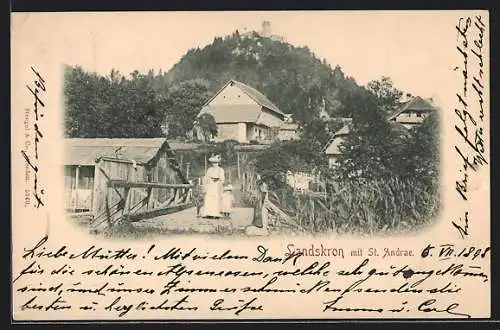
242, 168, 440, 236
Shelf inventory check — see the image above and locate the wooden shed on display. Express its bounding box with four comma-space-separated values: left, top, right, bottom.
64, 138, 191, 225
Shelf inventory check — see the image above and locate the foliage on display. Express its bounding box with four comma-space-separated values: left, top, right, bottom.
64, 31, 368, 139
252, 140, 327, 190
163, 79, 212, 138
366, 76, 404, 114
193, 113, 217, 142
299, 119, 331, 152
333, 87, 406, 179
325, 177, 439, 235
242, 165, 439, 235
64, 66, 168, 138
166, 31, 365, 122
212, 140, 240, 165
403, 111, 440, 186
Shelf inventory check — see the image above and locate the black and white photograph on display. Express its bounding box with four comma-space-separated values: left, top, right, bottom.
11, 11, 490, 320
62, 14, 441, 238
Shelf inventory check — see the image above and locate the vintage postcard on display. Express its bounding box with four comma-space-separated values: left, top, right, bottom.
11, 11, 490, 321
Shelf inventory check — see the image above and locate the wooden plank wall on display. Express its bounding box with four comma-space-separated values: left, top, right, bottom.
92, 150, 185, 218
92, 158, 148, 219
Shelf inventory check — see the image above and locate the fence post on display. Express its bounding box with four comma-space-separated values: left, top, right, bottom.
237, 152, 241, 180
261, 190, 269, 230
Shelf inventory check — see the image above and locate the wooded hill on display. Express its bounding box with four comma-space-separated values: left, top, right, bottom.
64, 30, 367, 140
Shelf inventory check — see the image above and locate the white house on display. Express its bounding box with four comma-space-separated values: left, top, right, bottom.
197, 79, 286, 143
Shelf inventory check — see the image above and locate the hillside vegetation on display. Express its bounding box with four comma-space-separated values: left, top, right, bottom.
64, 30, 366, 141
64, 29, 440, 234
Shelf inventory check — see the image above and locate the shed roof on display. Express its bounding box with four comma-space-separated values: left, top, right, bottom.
198, 104, 262, 124
65, 138, 190, 183
64, 138, 184, 166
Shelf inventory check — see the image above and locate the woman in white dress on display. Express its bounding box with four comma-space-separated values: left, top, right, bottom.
201, 155, 225, 218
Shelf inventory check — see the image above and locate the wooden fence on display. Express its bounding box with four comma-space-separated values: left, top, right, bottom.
240, 168, 306, 232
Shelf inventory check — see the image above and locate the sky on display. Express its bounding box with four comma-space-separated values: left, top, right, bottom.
12, 11, 470, 107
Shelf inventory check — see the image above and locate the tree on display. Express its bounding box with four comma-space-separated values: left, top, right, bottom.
333, 88, 403, 179
64, 65, 112, 137
164, 79, 212, 139
193, 113, 217, 142
300, 119, 330, 152
403, 111, 440, 185
64, 66, 169, 138
366, 76, 403, 113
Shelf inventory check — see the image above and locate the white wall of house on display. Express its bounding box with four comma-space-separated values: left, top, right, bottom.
278, 129, 299, 141
238, 123, 247, 142
216, 123, 248, 143
246, 124, 271, 141
210, 83, 255, 106
393, 111, 428, 124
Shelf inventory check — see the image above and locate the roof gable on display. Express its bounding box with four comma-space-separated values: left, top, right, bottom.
388, 96, 435, 120
203, 79, 284, 117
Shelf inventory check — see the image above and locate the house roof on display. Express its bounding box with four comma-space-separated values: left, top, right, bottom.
255, 109, 285, 127
232, 80, 284, 115
199, 104, 262, 124
324, 135, 346, 155
322, 124, 351, 154
203, 79, 285, 116
388, 96, 435, 120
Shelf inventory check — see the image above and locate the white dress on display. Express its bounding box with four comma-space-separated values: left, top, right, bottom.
202, 166, 225, 217
221, 191, 234, 213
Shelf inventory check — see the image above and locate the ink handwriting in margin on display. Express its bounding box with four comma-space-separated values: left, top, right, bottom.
21, 67, 46, 208
13, 239, 490, 318
453, 15, 487, 238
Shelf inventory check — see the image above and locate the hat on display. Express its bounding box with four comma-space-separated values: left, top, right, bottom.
208, 154, 221, 163
224, 184, 233, 191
